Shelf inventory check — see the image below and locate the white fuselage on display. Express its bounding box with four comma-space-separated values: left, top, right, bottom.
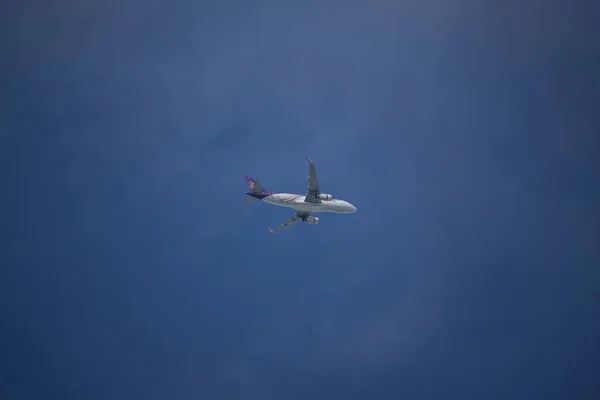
262, 193, 357, 214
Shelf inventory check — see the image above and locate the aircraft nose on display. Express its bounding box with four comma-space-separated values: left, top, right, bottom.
349, 204, 357, 213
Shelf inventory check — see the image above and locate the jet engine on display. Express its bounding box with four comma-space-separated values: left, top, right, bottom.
317, 193, 333, 201
303, 216, 320, 225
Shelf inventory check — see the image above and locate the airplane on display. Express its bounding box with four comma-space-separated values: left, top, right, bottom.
243, 156, 357, 232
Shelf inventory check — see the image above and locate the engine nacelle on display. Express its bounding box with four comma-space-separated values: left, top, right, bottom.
317, 193, 333, 201
303, 216, 320, 225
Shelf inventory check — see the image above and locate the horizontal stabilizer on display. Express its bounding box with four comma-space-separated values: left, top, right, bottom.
242, 197, 258, 205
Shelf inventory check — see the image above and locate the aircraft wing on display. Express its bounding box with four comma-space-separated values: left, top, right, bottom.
304, 156, 322, 204
268, 211, 311, 233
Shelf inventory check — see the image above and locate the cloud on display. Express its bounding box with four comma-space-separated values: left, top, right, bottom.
2, 1, 599, 399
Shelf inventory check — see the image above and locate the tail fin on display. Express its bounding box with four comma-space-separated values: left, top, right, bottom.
245, 176, 263, 194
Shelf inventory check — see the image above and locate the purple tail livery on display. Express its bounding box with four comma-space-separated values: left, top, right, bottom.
244, 176, 275, 200
245, 176, 260, 192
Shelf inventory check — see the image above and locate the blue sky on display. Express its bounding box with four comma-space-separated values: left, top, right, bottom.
1, 1, 599, 399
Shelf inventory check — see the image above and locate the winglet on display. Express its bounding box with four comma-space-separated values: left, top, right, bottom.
268, 227, 275, 233
305, 156, 313, 163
